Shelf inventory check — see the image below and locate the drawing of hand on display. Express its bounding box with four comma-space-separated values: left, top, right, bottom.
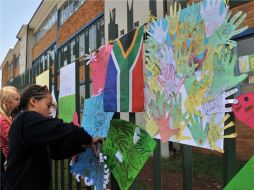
155, 114, 180, 142
202, 88, 239, 115
145, 56, 161, 76
157, 43, 175, 67
180, 61, 198, 93
209, 48, 247, 95
208, 11, 248, 47
158, 64, 184, 100
147, 18, 169, 44
207, 114, 237, 153
173, 45, 192, 73
191, 21, 207, 55
185, 73, 212, 117
166, 1, 181, 36
173, 22, 190, 51
185, 3, 201, 33
186, 114, 208, 145
200, 0, 229, 37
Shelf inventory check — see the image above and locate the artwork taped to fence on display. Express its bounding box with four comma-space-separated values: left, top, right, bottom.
232, 92, 254, 130
91, 44, 113, 96
36, 69, 49, 87
71, 94, 112, 189
59, 62, 76, 122
102, 119, 156, 190
104, 25, 145, 112
143, 0, 247, 153
81, 94, 114, 137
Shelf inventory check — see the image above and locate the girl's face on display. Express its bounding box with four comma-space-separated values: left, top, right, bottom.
30, 93, 53, 117
8, 91, 20, 113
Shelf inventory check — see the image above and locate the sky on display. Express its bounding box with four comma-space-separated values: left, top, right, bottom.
0, 0, 41, 65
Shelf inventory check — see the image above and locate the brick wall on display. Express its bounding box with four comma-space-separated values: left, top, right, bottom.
57, 0, 104, 46
231, 1, 254, 29
32, 23, 57, 61
2, 64, 9, 86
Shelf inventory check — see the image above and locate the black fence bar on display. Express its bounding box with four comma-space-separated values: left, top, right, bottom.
153, 139, 161, 190
182, 144, 192, 190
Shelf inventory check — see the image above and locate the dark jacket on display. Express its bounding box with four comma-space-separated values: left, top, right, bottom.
4, 111, 92, 190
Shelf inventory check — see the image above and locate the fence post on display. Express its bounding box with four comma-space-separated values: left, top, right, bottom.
153, 139, 161, 190
223, 111, 237, 187
182, 144, 192, 190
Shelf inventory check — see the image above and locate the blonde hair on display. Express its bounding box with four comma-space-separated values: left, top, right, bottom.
0, 86, 19, 120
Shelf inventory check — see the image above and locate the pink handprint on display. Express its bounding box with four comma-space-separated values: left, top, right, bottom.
158, 64, 184, 100
155, 114, 179, 142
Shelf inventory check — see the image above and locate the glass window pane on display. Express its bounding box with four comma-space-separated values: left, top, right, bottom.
89, 24, 96, 51
79, 33, 85, 57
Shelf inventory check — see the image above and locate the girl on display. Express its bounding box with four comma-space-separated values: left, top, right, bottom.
4, 84, 102, 190
0, 86, 20, 190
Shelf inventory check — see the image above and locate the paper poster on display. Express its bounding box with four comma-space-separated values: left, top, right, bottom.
71, 95, 112, 189
36, 69, 49, 87
239, 56, 250, 73
59, 62, 76, 122
232, 92, 254, 130
58, 95, 76, 122
102, 119, 156, 190
91, 45, 113, 96
224, 156, 254, 190
59, 62, 76, 97
143, 0, 246, 153
104, 25, 145, 112
82, 95, 114, 137
249, 54, 254, 71
249, 75, 254, 84
71, 149, 108, 190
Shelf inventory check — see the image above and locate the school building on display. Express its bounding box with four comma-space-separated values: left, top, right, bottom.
1, 0, 254, 161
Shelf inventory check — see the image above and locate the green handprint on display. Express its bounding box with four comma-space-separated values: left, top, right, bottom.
169, 93, 190, 141
208, 11, 248, 47
209, 47, 247, 96
173, 45, 192, 73
186, 114, 209, 146
207, 114, 237, 153
185, 3, 201, 33
180, 61, 198, 93
150, 91, 169, 118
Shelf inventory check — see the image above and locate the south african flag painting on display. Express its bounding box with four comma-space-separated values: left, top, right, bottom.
104, 26, 144, 112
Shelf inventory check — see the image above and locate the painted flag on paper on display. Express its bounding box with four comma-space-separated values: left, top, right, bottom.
104, 26, 145, 112
91, 44, 113, 96
59, 62, 76, 122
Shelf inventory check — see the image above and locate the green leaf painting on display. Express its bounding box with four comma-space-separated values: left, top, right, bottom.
102, 119, 156, 190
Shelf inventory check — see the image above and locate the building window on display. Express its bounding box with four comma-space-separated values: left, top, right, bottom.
35, 7, 57, 42
89, 24, 97, 51
229, 0, 251, 8
79, 33, 85, 57
59, 0, 85, 26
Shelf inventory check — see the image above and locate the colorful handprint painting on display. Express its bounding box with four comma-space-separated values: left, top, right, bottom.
143, 0, 247, 153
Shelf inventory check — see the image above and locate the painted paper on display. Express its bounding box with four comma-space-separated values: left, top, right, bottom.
36, 69, 49, 87
91, 45, 113, 96
59, 62, 76, 122
71, 95, 112, 189
104, 25, 145, 112
102, 119, 156, 190
224, 156, 254, 190
239, 55, 250, 73
82, 95, 114, 137
232, 92, 254, 130
143, 0, 247, 152
58, 95, 76, 122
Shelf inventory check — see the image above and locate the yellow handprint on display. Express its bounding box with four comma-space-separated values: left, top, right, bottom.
166, 2, 181, 36
207, 114, 237, 153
